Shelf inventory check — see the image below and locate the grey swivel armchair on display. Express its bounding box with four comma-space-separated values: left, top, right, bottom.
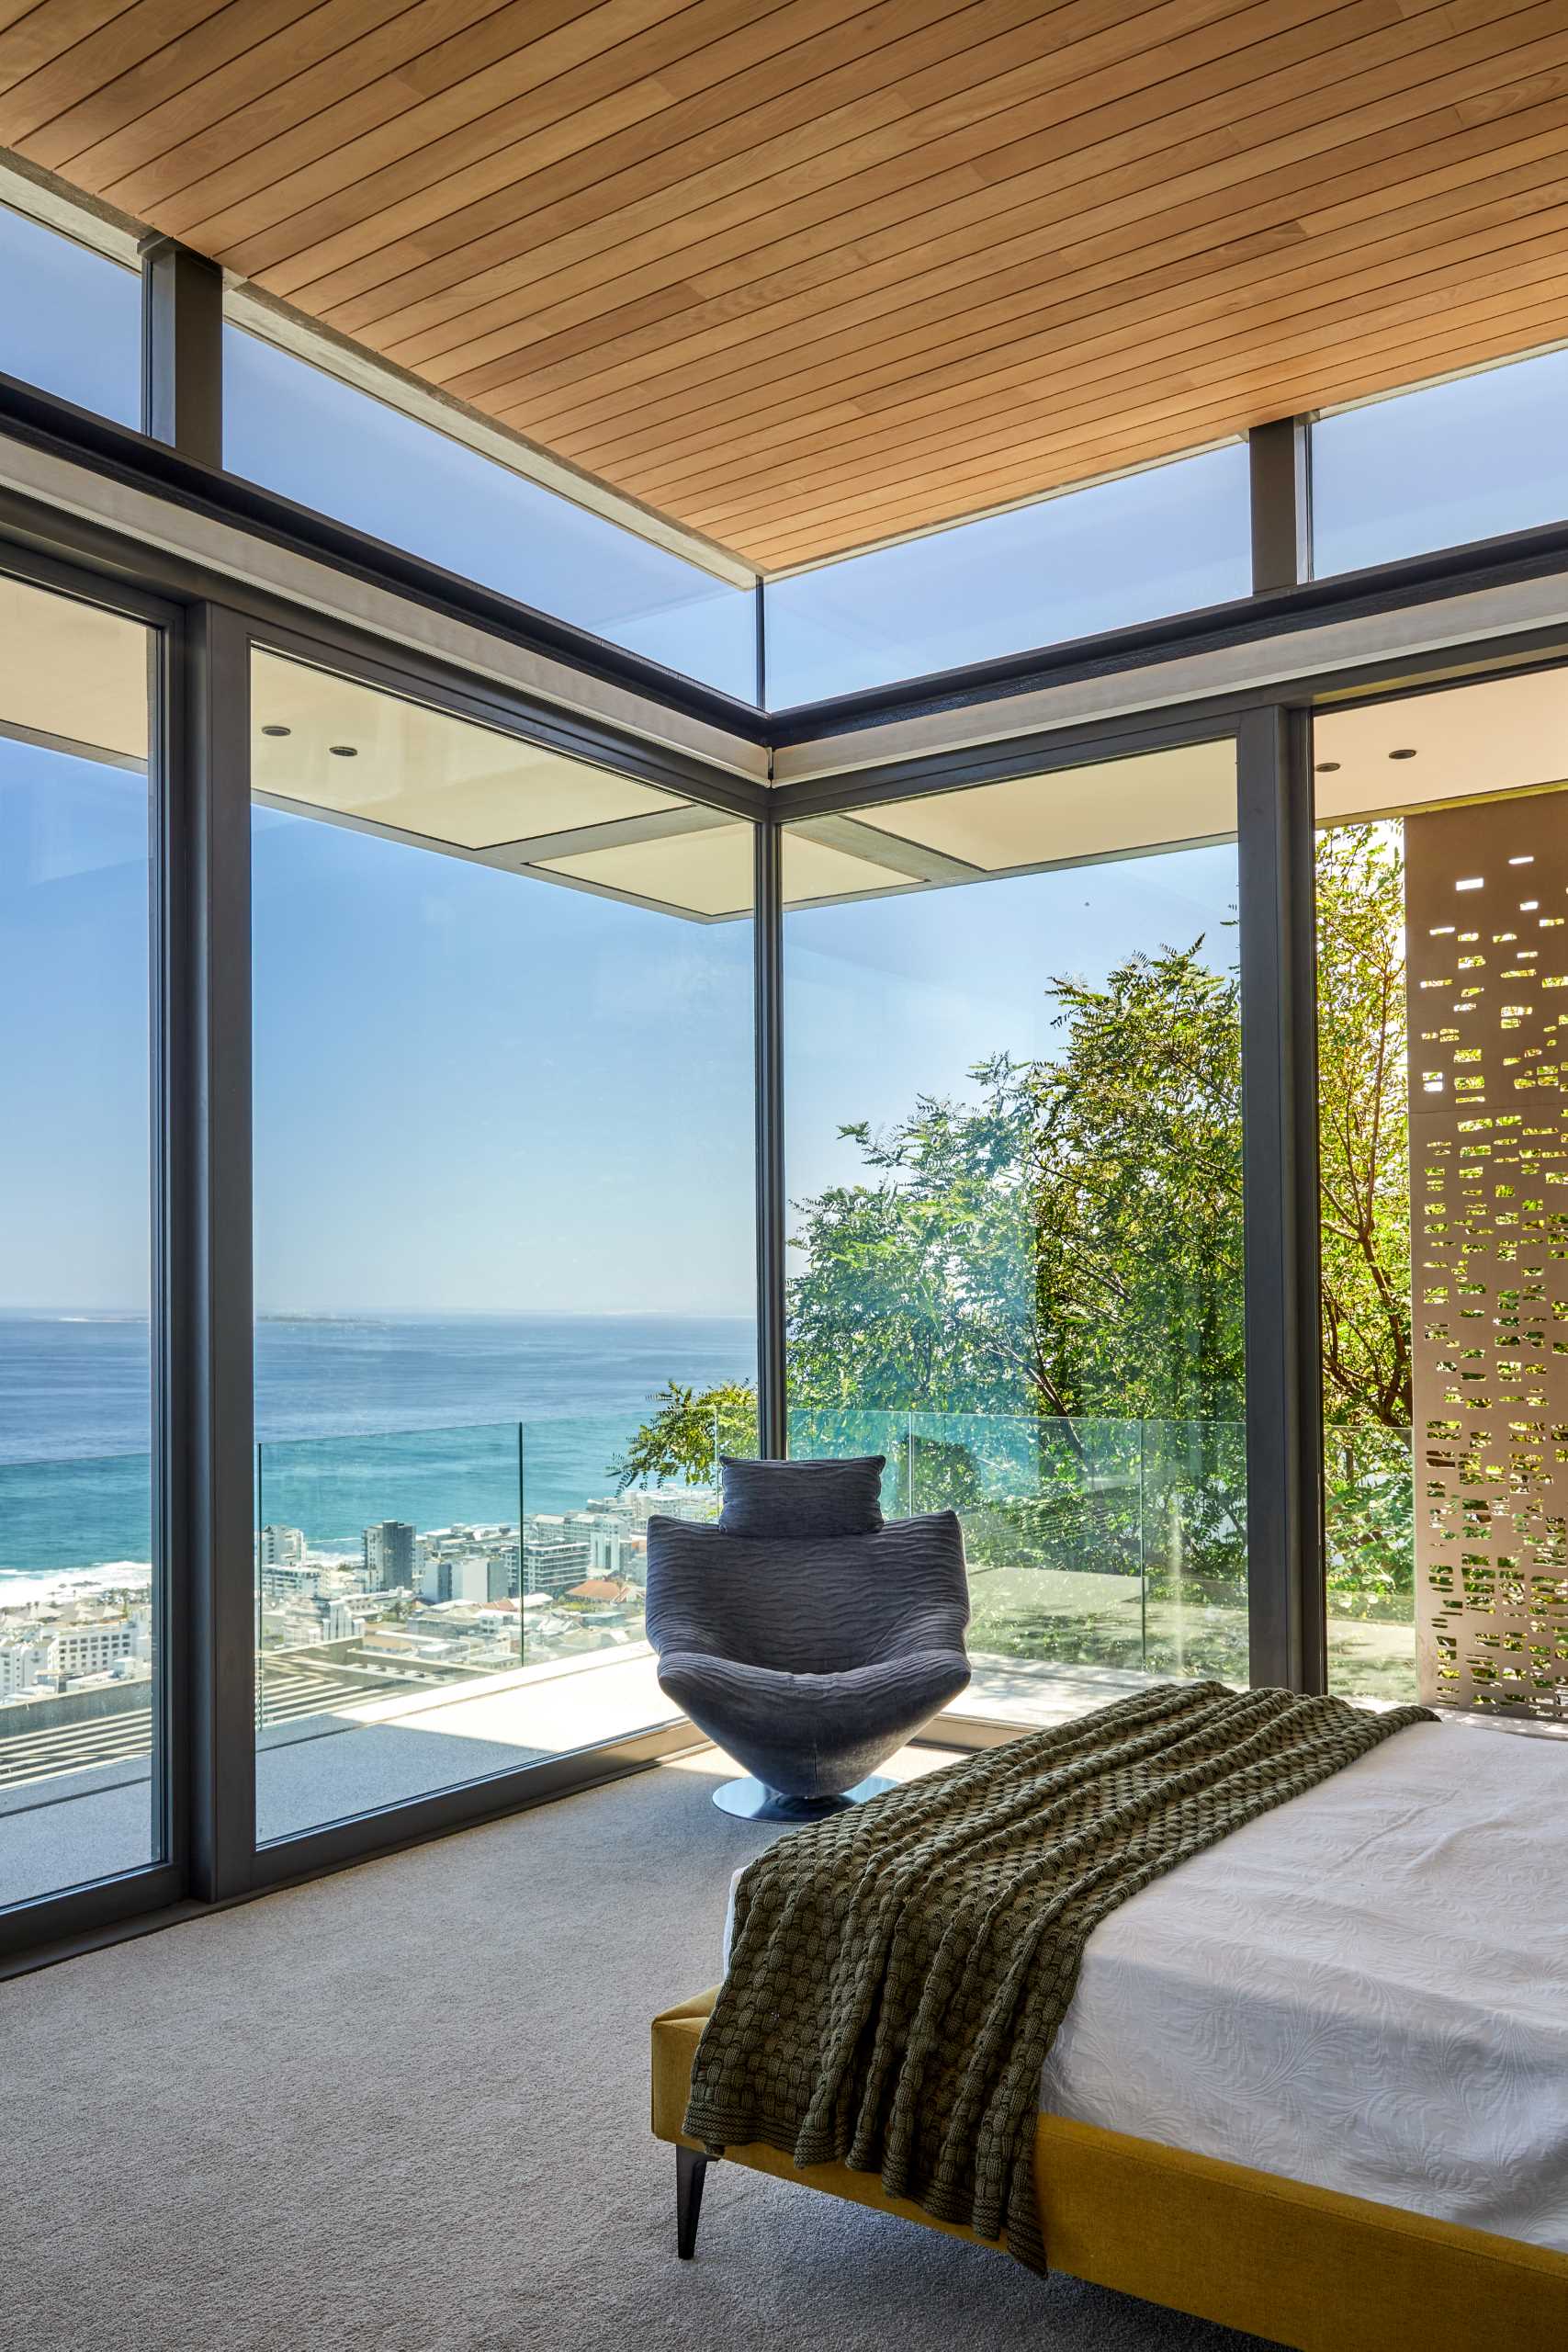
644, 1454, 971, 1819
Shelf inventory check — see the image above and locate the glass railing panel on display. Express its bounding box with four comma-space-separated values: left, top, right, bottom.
1324, 1424, 1416, 1703
254, 1419, 526, 1843
1138, 1419, 1247, 1685
782, 1412, 1248, 1708
785, 1408, 908, 1517
0, 1447, 156, 1907
910, 1414, 1148, 1679
253, 1410, 742, 1844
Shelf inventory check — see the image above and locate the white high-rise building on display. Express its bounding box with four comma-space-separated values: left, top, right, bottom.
0, 1639, 42, 1701
315, 1598, 366, 1643
418, 1553, 508, 1604
260, 1561, 334, 1607
48, 1621, 139, 1681
523, 1517, 593, 1598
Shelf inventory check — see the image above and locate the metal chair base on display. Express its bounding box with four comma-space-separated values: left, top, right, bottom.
711, 1774, 897, 1821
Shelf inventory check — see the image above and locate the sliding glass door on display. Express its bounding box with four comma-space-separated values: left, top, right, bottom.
248, 641, 757, 1843
0, 569, 166, 1918
782, 741, 1247, 1724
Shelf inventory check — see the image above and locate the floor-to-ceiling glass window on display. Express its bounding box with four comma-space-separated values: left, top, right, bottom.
250, 647, 756, 1841
0, 572, 161, 1909
782, 742, 1247, 1725
1315, 668, 1568, 1722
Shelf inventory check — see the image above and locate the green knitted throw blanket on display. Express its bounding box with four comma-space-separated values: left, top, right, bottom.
685, 1680, 1434, 2275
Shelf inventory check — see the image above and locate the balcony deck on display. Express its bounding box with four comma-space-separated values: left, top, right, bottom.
0, 1645, 1144, 1910
9, 1634, 1558, 1914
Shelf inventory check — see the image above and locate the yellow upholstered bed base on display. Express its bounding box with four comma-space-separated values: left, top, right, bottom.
652, 1990, 1568, 2352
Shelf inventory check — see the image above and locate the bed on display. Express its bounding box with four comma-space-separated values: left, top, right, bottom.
651, 1715, 1568, 2350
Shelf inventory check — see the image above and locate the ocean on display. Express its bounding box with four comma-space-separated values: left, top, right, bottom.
0, 1312, 756, 1578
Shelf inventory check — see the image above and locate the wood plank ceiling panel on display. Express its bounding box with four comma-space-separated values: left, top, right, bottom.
4, 0, 1568, 569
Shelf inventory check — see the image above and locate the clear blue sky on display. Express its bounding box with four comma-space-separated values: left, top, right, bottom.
784, 842, 1240, 1227
250, 804, 756, 1317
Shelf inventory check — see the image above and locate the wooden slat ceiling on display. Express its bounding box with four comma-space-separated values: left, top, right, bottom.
3, 0, 1568, 571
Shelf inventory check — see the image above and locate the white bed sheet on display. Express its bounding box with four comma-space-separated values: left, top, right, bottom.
721, 1720, 1568, 2249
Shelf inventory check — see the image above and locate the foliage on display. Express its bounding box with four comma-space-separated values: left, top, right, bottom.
610, 1379, 757, 1491
1314, 825, 1411, 1430
1323, 1423, 1415, 1619
785, 943, 1247, 1428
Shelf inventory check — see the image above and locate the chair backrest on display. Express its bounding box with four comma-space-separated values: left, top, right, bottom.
644, 1510, 968, 1676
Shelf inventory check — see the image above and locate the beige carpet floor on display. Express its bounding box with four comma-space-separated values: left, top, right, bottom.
6, 1746, 1277, 2352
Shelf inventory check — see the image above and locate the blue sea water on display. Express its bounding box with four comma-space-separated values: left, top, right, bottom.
0, 1313, 756, 1573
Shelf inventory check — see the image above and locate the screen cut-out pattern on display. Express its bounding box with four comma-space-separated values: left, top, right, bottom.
1407, 799, 1568, 1718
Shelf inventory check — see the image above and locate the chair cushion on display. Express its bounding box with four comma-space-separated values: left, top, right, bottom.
718, 1453, 885, 1538
645, 1512, 967, 1678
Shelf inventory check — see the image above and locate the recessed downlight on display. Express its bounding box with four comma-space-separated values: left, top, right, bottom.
261, 723, 291, 738
1314, 760, 1340, 774
329, 744, 358, 757
1388, 747, 1418, 760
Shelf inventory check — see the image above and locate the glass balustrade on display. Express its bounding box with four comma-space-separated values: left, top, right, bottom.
790, 1409, 1249, 1698
0, 1445, 156, 1909
251, 1411, 730, 1843
0, 1406, 1418, 1891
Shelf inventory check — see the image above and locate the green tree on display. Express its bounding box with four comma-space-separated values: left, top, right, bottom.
1314, 822, 1414, 1621
610, 1379, 758, 1491
1314, 823, 1411, 1430
784, 840, 1411, 1442
785, 941, 1246, 1429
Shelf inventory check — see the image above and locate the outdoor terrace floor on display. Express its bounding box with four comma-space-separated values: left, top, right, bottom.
6, 1642, 1558, 1917
0, 1646, 1143, 1912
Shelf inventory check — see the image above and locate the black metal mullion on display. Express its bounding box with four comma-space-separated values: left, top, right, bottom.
150, 605, 181, 1884
1248, 417, 1313, 594
755, 578, 768, 711
175, 602, 256, 1899
140, 237, 223, 473
1237, 704, 1327, 1693
754, 815, 787, 1458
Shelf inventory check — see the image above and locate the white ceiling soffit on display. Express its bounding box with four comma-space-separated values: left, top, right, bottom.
536, 825, 918, 920
252, 650, 682, 851
0, 435, 767, 786
0, 567, 147, 764
772, 575, 1568, 786
1314, 667, 1568, 822
836, 741, 1237, 879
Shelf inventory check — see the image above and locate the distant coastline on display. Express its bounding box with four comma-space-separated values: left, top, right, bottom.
0, 1309, 756, 1575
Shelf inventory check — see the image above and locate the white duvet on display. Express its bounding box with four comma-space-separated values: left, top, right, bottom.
721, 1719, 1568, 2250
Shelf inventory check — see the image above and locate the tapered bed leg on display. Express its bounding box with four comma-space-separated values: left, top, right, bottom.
676, 2143, 709, 2258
